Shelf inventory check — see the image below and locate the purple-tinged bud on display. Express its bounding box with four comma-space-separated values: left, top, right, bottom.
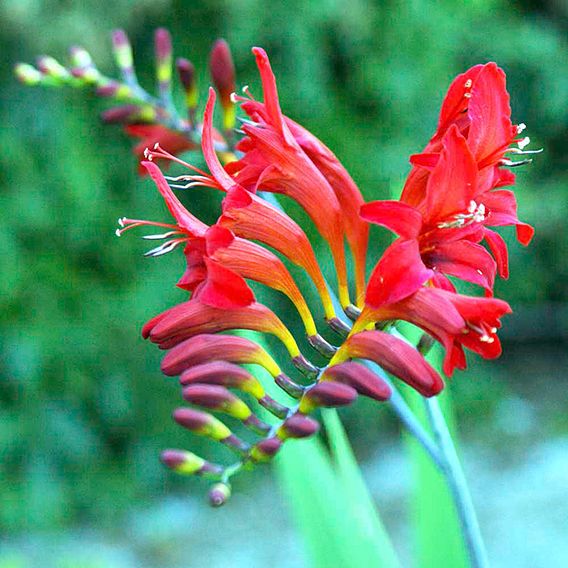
176, 57, 198, 110
278, 414, 320, 439
69, 46, 93, 69
179, 361, 265, 399
154, 28, 173, 87
249, 437, 283, 463
111, 29, 134, 70
182, 384, 252, 420
173, 408, 232, 440
160, 449, 222, 477
36, 56, 69, 80
299, 382, 357, 413
100, 104, 141, 124
161, 334, 282, 378
209, 482, 231, 507
14, 63, 42, 86
322, 362, 392, 402
96, 80, 132, 99
209, 39, 236, 129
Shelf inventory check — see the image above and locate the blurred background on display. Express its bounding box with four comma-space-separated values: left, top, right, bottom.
1, 0, 567, 566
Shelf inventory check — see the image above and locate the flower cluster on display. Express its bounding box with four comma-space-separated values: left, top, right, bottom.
18, 31, 536, 506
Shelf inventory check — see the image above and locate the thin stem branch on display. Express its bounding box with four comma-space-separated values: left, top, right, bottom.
424, 397, 489, 568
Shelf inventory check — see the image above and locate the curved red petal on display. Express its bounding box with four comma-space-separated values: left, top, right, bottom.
360, 200, 422, 239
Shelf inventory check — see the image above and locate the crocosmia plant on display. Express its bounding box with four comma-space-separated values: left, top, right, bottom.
16, 27, 539, 567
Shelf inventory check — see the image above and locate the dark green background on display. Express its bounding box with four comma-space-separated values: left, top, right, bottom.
1, 1, 567, 566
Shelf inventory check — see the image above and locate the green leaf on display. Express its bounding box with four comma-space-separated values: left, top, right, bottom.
276, 410, 400, 568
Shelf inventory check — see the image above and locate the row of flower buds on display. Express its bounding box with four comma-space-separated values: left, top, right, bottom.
18, 29, 536, 506
15, 29, 239, 165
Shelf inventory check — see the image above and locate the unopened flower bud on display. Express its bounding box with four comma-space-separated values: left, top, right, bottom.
96, 80, 132, 99
209, 482, 231, 507
182, 384, 252, 420
292, 354, 319, 379
176, 57, 198, 110
249, 437, 283, 463
154, 28, 173, 88
69, 46, 93, 69
209, 39, 236, 129
111, 29, 134, 71
278, 414, 320, 439
14, 63, 42, 86
100, 104, 141, 124
322, 362, 392, 402
299, 382, 357, 414
160, 449, 222, 477
36, 56, 70, 80
173, 408, 232, 441
179, 361, 265, 399
307, 334, 337, 358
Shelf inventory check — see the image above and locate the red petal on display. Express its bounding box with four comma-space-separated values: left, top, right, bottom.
142, 161, 207, 236
424, 240, 497, 292
483, 228, 509, 279
482, 190, 534, 245
467, 63, 514, 167
425, 126, 477, 224
360, 200, 422, 239
366, 239, 434, 309
194, 258, 255, 309
322, 361, 392, 401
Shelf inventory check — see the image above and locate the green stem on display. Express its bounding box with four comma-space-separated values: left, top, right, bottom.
424, 397, 489, 568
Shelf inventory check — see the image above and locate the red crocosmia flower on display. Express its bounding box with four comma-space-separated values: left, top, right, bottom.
142, 298, 302, 358
197, 89, 339, 323
362, 126, 498, 293
397, 62, 534, 273
357, 286, 511, 376
238, 99, 369, 305
227, 48, 352, 308
125, 124, 196, 175
120, 161, 320, 335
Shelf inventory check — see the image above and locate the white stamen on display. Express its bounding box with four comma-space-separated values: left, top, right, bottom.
464, 92, 472, 98
467, 200, 477, 214
118, 217, 126, 227
517, 123, 526, 133
115, 229, 122, 237
142, 231, 180, 240
230, 92, 239, 104
144, 240, 182, 257
464, 79, 472, 88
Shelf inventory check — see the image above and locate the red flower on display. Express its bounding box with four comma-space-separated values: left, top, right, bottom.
358, 285, 511, 376
227, 48, 352, 308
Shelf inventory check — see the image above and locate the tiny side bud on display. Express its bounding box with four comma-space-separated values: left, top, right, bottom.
209, 482, 231, 507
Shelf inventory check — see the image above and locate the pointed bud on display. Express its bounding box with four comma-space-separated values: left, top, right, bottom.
36, 56, 70, 80
249, 437, 283, 463
292, 354, 319, 379
209, 39, 236, 129
258, 395, 289, 419
112, 29, 134, 71
160, 449, 222, 477
69, 46, 93, 69
161, 333, 282, 378
307, 334, 338, 358
299, 382, 357, 413
274, 373, 306, 399
322, 362, 392, 402
176, 57, 198, 110
182, 384, 252, 420
209, 482, 231, 507
100, 104, 142, 124
278, 414, 320, 439
155, 28, 173, 93
173, 408, 232, 441
96, 80, 132, 99
179, 361, 265, 399
14, 63, 42, 86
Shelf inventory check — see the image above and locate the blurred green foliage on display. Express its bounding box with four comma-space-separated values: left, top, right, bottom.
1, 0, 567, 549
